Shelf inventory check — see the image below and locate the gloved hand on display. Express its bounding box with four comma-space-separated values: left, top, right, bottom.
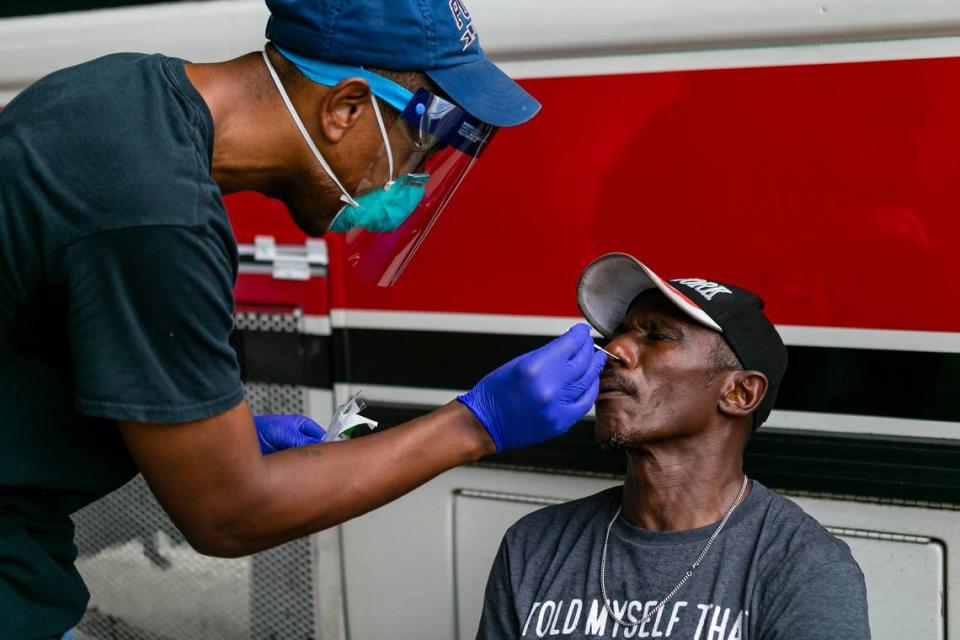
458, 324, 606, 452
254, 414, 327, 455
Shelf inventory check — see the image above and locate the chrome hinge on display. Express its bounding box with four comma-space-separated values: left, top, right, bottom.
240, 236, 328, 281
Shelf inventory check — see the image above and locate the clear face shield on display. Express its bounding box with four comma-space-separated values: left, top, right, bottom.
329, 89, 497, 287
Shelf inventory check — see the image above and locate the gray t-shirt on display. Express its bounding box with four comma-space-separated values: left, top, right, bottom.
477, 481, 870, 640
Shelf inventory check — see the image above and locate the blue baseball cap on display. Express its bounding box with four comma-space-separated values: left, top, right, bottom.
264, 0, 541, 127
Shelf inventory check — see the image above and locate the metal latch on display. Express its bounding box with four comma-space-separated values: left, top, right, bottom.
247, 236, 328, 281
254, 235, 278, 261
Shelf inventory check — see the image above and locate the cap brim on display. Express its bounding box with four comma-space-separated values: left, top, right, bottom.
577, 253, 723, 337
426, 58, 540, 127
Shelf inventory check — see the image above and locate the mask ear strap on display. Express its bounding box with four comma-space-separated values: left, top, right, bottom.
261, 49, 360, 208
369, 94, 396, 190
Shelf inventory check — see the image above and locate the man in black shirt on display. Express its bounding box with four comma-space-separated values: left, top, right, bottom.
0, 1, 606, 637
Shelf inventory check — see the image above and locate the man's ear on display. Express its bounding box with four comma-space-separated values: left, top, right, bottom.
717, 370, 768, 419
319, 77, 372, 143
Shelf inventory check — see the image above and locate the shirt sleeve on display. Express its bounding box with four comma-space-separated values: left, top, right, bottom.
476, 536, 521, 640
57, 224, 244, 423
760, 560, 871, 640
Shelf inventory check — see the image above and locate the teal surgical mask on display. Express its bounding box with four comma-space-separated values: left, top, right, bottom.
261, 49, 429, 234
329, 172, 429, 232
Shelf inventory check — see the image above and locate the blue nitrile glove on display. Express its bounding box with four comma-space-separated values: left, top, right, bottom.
458, 324, 607, 452
254, 414, 327, 454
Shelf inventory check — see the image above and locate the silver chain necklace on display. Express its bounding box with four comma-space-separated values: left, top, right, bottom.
600, 475, 749, 628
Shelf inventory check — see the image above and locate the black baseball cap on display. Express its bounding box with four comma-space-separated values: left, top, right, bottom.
577, 253, 788, 428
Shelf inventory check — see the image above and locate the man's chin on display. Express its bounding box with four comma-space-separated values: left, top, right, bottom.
282, 198, 338, 237
289, 208, 331, 237
594, 420, 636, 452
595, 434, 632, 452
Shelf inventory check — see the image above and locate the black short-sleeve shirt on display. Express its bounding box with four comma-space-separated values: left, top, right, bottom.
0, 53, 244, 637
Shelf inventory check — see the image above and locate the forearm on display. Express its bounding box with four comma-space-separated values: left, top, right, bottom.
205, 401, 492, 555
125, 325, 603, 558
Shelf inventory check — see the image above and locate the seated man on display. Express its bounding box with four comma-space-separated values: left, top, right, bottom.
477, 253, 870, 640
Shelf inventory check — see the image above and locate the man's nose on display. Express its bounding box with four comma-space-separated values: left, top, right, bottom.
604, 336, 634, 368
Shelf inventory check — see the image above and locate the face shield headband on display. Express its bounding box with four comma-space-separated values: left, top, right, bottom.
262, 48, 497, 287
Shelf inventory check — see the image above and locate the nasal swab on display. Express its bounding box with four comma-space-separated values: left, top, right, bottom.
593, 343, 622, 363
